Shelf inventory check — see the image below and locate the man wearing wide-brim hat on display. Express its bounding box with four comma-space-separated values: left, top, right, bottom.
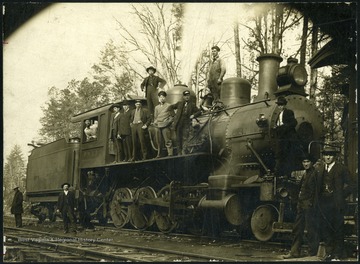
140, 66, 167, 116
56, 182, 77, 234
11, 186, 23, 227
314, 145, 353, 260
109, 103, 123, 163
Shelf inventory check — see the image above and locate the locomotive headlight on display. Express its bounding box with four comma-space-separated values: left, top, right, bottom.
290, 64, 307, 86
276, 57, 308, 96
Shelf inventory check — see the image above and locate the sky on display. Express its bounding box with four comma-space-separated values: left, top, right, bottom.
3, 2, 306, 160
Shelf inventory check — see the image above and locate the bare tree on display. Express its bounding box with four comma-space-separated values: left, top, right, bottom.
233, 22, 242, 77
115, 3, 184, 89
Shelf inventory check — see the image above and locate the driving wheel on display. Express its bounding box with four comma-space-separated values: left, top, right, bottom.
250, 204, 278, 241
155, 185, 178, 233
129, 186, 156, 230
110, 188, 133, 228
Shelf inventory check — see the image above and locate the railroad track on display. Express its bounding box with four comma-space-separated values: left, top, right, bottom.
4, 226, 241, 262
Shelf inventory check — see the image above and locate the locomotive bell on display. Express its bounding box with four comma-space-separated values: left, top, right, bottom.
166, 84, 196, 105
221, 77, 251, 107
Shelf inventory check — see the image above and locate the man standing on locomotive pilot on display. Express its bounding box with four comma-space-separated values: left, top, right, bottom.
56, 182, 77, 234
273, 96, 301, 177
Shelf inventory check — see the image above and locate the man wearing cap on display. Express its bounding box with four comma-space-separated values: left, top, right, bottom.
140, 66, 167, 116
118, 100, 132, 162
56, 183, 77, 234
170, 89, 199, 155
206, 45, 226, 101
130, 99, 151, 161
11, 186, 23, 227
283, 153, 319, 259
153, 91, 175, 157
109, 103, 123, 163
316, 146, 352, 261
273, 96, 300, 177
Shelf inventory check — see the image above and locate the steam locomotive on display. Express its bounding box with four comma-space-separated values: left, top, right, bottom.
26, 54, 326, 241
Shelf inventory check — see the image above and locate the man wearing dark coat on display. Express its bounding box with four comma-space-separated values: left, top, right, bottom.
56, 183, 77, 234
316, 146, 352, 261
171, 90, 199, 155
11, 186, 23, 227
130, 100, 151, 161
273, 96, 301, 177
109, 103, 123, 163
118, 100, 132, 162
140, 66, 166, 116
283, 153, 319, 259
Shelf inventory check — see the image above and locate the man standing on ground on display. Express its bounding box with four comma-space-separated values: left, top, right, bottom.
11, 186, 23, 228
283, 153, 319, 259
56, 182, 77, 234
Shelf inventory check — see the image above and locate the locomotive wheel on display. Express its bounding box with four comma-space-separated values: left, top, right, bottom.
110, 188, 133, 228
155, 186, 178, 233
129, 186, 156, 230
250, 204, 278, 242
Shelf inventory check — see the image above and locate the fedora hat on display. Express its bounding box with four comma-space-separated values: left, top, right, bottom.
110, 103, 121, 110
146, 66, 156, 73
301, 152, 315, 163
122, 100, 129, 105
135, 99, 142, 104
61, 182, 71, 188
158, 90, 167, 97
321, 146, 339, 154
13, 186, 19, 190
275, 96, 287, 105
211, 45, 220, 51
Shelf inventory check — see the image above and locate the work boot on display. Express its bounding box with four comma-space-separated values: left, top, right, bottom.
167, 147, 173, 156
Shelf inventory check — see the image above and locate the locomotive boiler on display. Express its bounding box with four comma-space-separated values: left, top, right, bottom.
26, 53, 325, 241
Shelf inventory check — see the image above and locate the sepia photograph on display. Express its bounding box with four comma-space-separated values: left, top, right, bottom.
3, 1, 358, 262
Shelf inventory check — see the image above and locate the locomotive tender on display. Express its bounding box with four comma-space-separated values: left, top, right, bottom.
26, 54, 325, 240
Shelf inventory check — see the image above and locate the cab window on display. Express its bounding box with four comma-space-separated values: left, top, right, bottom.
83, 118, 98, 142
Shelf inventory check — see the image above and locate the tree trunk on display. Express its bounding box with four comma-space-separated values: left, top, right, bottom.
309, 25, 318, 99
299, 14, 308, 67
233, 22, 242, 77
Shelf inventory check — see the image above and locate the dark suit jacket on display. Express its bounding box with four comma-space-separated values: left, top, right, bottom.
57, 191, 76, 213
276, 108, 298, 137
298, 167, 317, 209
118, 110, 132, 136
109, 112, 121, 139
171, 101, 199, 129
11, 190, 23, 214
316, 162, 352, 211
130, 107, 151, 127
140, 75, 166, 95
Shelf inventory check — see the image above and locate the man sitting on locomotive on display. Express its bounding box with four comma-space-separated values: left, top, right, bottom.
153, 90, 175, 158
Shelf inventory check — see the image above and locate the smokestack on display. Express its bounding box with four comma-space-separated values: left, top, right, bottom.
254, 54, 283, 101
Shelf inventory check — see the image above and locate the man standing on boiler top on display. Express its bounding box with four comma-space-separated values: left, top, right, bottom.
206, 45, 226, 101
140, 66, 166, 116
